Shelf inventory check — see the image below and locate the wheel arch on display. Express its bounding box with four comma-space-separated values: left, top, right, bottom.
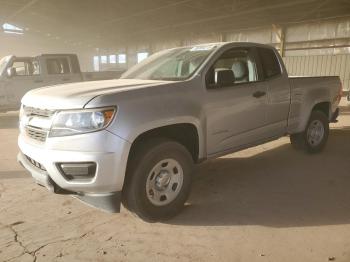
127, 122, 203, 165
289, 100, 331, 134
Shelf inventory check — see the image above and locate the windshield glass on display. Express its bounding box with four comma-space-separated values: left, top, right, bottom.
121, 44, 218, 81
0, 56, 11, 76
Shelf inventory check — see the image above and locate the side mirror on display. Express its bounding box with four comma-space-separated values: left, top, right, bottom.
6, 67, 16, 78
215, 69, 235, 87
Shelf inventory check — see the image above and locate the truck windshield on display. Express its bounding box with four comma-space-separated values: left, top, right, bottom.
0, 56, 11, 76
121, 45, 218, 81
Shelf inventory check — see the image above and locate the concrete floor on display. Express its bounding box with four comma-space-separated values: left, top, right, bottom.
0, 99, 349, 262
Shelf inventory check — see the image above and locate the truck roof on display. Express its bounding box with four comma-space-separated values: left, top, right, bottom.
176, 41, 276, 50
40, 54, 78, 57
2, 54, 78, 60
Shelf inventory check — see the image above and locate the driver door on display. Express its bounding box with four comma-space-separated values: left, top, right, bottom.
205, 47, 269, 156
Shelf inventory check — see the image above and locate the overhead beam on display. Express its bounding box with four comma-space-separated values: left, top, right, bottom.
124, 0, 318, 38
298, 0, 331, 21
1, 0, 40, 23
70, 0, 319, 41
91, 11, 350, 48
88, 0, 198, 29
124, 12, 350, 45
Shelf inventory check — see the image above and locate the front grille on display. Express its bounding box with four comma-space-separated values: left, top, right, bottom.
26, 126, 48, 142
25, 155, 47, 171
23, 106, 55, 118
22, 105, 55, 143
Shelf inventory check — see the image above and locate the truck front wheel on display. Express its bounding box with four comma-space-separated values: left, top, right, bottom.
122, 138, 194, 222
290, 110, 329, 153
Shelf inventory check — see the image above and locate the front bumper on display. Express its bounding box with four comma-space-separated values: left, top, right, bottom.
17, 130, 131, 212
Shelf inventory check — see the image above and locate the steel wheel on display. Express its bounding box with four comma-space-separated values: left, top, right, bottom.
307, 119, 325, 147
290, 110, 329, 154
146, 158, 184, 206
122, 138, 193, 221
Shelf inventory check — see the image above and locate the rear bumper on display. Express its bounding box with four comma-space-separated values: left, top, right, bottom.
17, 130, 131, 212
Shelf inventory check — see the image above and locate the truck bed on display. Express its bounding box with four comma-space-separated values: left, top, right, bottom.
287, 75, 341, 133
289, 76, 341, 107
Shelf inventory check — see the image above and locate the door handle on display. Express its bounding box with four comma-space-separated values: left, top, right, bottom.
34, 79, 43, 83
253, 91, 266, 98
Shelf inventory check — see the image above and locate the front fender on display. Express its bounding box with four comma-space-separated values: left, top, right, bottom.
109, 116, 206, 160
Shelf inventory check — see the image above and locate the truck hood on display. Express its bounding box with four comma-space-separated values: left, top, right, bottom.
21, 78, 171, 109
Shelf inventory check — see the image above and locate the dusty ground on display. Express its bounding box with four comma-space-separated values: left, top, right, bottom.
0, 99, 349, 262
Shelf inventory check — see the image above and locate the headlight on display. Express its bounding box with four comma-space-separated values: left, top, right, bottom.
49, 107, 116, 137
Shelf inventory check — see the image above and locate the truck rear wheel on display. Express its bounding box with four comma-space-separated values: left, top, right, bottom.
290, 110, 329, 153
122, 138, 193, 222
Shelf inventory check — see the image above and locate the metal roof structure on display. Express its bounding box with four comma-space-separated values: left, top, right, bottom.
1, 0, 349, 46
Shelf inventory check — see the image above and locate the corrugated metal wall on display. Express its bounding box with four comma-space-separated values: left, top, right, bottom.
283, 54, 350, 90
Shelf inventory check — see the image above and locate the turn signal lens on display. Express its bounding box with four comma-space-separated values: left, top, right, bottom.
103, 110, 114, 123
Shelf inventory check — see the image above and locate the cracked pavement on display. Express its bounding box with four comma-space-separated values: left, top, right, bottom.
1, 221, 34, 262
1, 99, 350, 262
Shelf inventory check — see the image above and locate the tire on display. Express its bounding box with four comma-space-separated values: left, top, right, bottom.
290, 133, 305, 150
122, 138, 194, 222
290, 110, 329, 154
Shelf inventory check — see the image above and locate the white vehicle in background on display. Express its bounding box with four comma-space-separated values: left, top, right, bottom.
0, 54, 124, 112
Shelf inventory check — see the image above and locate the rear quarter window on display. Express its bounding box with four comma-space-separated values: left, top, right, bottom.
257, 48, 282, 79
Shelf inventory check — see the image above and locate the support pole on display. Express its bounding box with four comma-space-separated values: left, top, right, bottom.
272, 24, 286, 57
280, 26, 286, 57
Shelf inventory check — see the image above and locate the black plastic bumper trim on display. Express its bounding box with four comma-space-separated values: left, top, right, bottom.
75, 192, 121, 213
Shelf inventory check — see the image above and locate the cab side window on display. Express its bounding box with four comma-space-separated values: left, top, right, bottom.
12, 61, 29, 76
32, 60, 40, 75
47, 58, 71, 75
11, 60, 40, 76
257, 47, 282, 79
207, 48, 259, 86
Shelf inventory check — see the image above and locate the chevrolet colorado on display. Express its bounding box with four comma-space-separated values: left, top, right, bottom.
17, 42, 342, 221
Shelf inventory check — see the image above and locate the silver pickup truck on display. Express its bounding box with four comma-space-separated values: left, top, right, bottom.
0, 54, 124, 112
17, 42, 342, 221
